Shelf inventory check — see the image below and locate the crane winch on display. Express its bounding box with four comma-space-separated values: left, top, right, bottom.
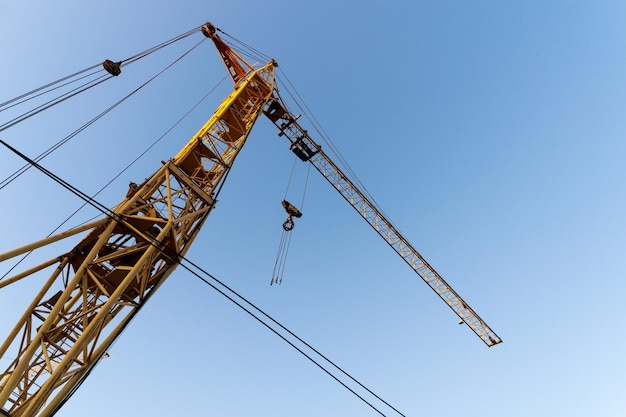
0, 21, 501, 417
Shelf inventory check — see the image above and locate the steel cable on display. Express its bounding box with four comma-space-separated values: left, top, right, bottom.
0, 137, 407, 417
0, 38, 207, 190
0, 25, 203, 132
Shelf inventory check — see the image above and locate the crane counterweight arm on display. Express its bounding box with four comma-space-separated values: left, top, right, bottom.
263, 96, 502, 347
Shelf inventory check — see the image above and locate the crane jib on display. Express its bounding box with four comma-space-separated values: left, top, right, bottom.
202, 21, 501, 348
261, 95, 502, 347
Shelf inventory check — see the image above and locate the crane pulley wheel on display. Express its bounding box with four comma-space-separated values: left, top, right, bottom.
102, 59, 121, 76
281, 200, 302, 218
281, 200, 301, 231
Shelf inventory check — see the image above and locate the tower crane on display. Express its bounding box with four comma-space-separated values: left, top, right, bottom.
0, 22, 501, 417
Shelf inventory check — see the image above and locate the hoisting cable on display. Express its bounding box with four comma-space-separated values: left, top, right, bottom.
270, 225, 292, 285
0, 37, 208, 190
282, 154, 298, 200
271, 156, 310, 285
0, 139, 406, 417
300, 159, 312, 210
0, 25, 203, 132
0, 66, 103, 113
0, 74, 228, 282
0, 74, 111, 133
271, 158, 297, 285
120, 26, 201, 67
281, 155, 311, 210
213, 28, 272, 65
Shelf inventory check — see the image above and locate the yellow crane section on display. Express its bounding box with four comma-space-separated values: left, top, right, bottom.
0, 41, 275, 416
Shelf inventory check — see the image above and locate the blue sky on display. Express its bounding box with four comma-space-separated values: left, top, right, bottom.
1, 1, 625, 416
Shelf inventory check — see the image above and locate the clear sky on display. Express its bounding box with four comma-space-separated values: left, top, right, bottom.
1, 1, 625, 416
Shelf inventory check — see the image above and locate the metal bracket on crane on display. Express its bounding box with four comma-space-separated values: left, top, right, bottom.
278, 115, 300, 136
264, 99, 320, 161
200, 22, 217, 38
264, 99, 287, 122
264, 99, 301, 136
290, 135, 319, 162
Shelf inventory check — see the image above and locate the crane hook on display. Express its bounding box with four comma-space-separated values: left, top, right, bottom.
283, 218, 295, 231
272, 200, 303, 285
281, 200, 301, 231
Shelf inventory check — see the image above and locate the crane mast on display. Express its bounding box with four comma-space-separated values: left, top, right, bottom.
0, 21, 501, 417
0, 34, 276, 415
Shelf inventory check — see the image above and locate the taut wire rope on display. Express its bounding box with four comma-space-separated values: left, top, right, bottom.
0, 72, 228, 281
0, 24, 203, 132
0, 38, 208, 190
0, 137, 406, 417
